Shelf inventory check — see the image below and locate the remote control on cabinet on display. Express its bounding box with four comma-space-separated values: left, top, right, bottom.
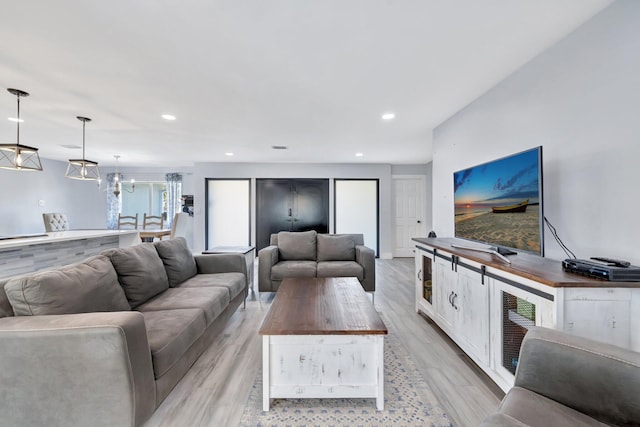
589, 257, 631, 268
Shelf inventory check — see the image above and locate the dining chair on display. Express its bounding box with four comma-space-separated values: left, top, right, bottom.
42, 213, 69, 232
118, 213, 139, 230
170, 212, 194, 249
143, 213, 164, 230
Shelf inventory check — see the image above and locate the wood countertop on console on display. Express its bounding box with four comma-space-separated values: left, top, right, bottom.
259, 277, 388, 335
412, 237, 640, 289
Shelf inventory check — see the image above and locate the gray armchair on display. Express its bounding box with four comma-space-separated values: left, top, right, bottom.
479, 327, 640, 427
258, 231, 375, 294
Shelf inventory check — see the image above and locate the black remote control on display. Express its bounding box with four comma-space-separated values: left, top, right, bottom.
590, 257, 630, 268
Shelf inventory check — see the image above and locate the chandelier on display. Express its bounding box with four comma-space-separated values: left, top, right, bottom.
112, 155, 135, 197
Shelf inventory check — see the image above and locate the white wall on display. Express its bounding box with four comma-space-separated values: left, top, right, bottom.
192, 162, 395, 257
432, 0, 640, 264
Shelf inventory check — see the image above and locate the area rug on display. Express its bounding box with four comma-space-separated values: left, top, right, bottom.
238, 333, 453, 427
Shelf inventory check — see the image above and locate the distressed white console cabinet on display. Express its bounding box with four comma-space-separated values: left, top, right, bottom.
413, 237, 640, 392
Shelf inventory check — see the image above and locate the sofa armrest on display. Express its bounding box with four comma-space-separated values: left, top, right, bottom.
0, 311, 156, 427
514, 327, 640, 426
194, 253, 247, 276
258, 245, 279, 292
355, 245, 376, 292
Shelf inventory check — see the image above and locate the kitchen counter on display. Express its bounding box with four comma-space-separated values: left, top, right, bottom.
0, 229, 139, 278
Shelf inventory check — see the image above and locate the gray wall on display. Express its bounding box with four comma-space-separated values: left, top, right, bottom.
432, 1, 640, 264
1, 156, 428, 259
192, 162, 396, 257
0, 158, 107, 235
0, 160, 194, 236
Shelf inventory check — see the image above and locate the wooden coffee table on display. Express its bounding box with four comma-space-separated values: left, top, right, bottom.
259, 277, 388, 411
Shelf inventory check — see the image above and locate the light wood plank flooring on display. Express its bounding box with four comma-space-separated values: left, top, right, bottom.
143, 258, 503, 427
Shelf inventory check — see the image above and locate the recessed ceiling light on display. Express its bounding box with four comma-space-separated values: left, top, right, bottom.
355, 152, 364, 157
225, 152, 234, 156
161, 114, 176, 121
8, 117, 24, 123
381, 112, 395, 120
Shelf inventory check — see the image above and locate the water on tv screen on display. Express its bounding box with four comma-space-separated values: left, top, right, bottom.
453, 147, 543, 255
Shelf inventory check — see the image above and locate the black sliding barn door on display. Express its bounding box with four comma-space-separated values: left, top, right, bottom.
256, 179, 329, 251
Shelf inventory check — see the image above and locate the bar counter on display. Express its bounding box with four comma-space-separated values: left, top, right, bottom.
0, 229, 139, 278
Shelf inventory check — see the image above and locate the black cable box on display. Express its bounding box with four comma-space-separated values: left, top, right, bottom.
562, 259, 640, 281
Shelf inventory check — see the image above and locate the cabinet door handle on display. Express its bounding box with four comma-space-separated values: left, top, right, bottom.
453, 293, 459, 310
448, 291, 454, 305
417, 269, 422, 281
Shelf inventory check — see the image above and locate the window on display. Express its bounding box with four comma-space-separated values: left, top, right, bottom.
121, 181, 167, 220
205, 178, 251, 248
334, 179, 379, 256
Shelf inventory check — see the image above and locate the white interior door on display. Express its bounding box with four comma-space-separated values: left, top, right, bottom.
393, 176, 425, 257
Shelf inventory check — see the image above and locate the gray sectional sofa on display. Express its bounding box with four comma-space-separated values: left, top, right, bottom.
258, 230, 375, 293
0, 237, 247, 427
479, 327, 640, 427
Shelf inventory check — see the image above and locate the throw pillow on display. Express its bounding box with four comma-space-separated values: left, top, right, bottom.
4, 255, 130, 316
104, 243, 169, 308
317, 234, 356, 261
154, 237, 197, 286
278, 230, 317, 261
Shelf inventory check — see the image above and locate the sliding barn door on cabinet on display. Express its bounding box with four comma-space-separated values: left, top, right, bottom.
256, 179, 329, 251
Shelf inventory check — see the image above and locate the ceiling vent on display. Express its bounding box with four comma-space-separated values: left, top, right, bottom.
272, 145, 288, 150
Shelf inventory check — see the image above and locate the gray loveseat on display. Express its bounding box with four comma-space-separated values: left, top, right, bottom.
479, 327, 640, 427
258, 230, 375, 293
0, 237, 247, 427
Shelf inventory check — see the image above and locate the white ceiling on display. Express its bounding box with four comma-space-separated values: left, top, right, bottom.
0, 0, 612, 167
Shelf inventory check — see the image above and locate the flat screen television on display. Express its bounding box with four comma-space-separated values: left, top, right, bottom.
453, 146, 544, 256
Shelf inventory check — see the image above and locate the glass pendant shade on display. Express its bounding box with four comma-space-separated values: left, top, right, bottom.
0, 88, 43, 171
65, 116, 100, 180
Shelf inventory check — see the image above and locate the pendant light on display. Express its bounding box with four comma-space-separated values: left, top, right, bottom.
0, 88, 43, 171
65, 116, 100, 180
112, 155, 135, 197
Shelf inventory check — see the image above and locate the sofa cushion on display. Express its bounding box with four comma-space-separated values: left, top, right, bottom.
104, 244, 170, 308
136, 287, 230, 326
177, 272, 246, 300
154, 237, 198, 286
141, 308, 206, 379
0, 276, 17, 318
278, 230, 317, 261
317, 261, 364, 280
4, 255, 130, 316
271, 261, 317, 280
496, 387, 604, 427
317, 234, 356, 261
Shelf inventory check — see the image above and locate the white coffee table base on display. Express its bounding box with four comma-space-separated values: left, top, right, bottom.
262, 334, 384, 411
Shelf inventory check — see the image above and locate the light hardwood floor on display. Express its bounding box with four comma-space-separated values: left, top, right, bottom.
143, 258, 503, 427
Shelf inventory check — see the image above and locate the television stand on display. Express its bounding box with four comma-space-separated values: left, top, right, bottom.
491, 246, 517, 256
450, 243, 512, 264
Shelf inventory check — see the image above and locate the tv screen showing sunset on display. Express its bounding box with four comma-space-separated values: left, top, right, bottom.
453, 147, 543, 254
